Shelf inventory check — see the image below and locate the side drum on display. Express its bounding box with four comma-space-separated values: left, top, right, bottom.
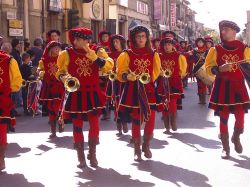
194, 66, 215, 86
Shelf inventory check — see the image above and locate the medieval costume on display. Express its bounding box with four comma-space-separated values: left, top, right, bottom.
56, 27, 113, 168
205, 20, 250, 159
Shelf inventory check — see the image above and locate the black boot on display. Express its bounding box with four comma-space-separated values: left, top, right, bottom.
74, 142, 87, 168
231, 128, 243, 154
142, 134, 153, 158
116, 122, 122, 135
221, 133, 230, 159
134, 138, 142, 162
87, 138, 99, 167
122, 122, 128, 133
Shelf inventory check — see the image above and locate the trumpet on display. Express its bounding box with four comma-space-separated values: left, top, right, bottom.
22, 80, 28, 87
138, 72, 151, 84
62, 74, 80, 93
108, 70, 117, 81
161, 68, 172, 78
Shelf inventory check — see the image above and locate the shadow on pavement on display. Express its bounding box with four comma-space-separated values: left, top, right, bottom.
77, 167, 154, 187
6, 143, 31, 158
133, 160, 212, 187
230, 155, 250, 170
168, 132, 221, 151
0, 172, 44, 187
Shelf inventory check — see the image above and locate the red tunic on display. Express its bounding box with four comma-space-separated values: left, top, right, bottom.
64, 48, 106, 121
209, 43, 250, 114
158, 51, 183, 100
0, 54, 15, 125
118, 48, 160, 123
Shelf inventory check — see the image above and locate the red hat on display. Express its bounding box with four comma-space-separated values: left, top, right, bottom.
161, 31, 176, 39
195, 37, 206, 45
42, 41, 61, 59
219, 20, 240, 33
204, 36, 214, 44
68, 27, 92, 45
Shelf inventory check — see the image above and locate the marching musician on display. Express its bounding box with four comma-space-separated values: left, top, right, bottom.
158, 37, 187, 133
56, 27, 113, 168
151, 38, 161, 52
107, 34, 128, 135
0, 49, 22, 171
116, 25, 162, 161
205, 20, 250, 159
191, 38, 208, 104
38, 41, 64, 138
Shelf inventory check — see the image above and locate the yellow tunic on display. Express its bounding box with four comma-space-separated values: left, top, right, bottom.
205, 47, 250, 76
9, 58, 22, 92
56, 48, 113, 79
116, 51, 161, 82
178, 54, 187, 78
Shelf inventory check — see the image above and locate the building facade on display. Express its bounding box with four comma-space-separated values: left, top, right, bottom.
246, 10, 250, 45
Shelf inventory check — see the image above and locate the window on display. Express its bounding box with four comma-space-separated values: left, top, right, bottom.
137, 1, 148, 15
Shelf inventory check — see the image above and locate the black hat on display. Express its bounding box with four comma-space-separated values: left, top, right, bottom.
219, 20, 240, 33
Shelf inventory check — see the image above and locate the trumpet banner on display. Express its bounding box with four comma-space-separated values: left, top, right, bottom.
27, 81, 40, 114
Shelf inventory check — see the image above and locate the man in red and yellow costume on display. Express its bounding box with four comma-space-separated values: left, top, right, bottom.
192, 38, 208, 104
205, 20, 250, 159
0, 49, 22, 171
116, 26, 162, 161
56, 27, 113, 168
158, 37, 187, 133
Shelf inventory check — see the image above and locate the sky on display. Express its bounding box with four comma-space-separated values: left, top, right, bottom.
189, 0, 250, 32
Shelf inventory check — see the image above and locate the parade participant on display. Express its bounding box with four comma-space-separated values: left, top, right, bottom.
56, 27, 113, 168
192, 37, 208, 104
159, 37, 187, 133
116, 25, 162, 161
152, 38, 161, 52
162, 30, 176, 39
98, 31, 112, 120
0, 50, 22, 171
107, 34, 128, 135
205, 36, 214, 94
98, 30, 111, 52
205, 20, 250, 159
38, 41, 64, 138
179, 40, 190, 88
47, 29, 61, 42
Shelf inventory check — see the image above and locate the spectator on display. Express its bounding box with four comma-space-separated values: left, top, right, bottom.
10, 38, 22, 68
1, 42, 12, 54
24, 38, 31, 52
29, 37, 43, 67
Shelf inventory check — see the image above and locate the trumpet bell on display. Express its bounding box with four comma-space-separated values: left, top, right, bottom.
109, 72, 117, 81
139, 73, 150, 84
22, 80, 27, 87
163, 69, 172, 78
64, 77, 80, 92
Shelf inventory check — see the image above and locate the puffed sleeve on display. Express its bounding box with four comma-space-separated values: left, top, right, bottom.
178, 54, 187, 78
116, 52, 130, 82
205, 47, 218, 76
37, 60, 45, 72
244, 47, 250, 61
9, 58, 22, 92
96, 48, 114, 74
56, 50, 69, 80
152, 52, 161, 81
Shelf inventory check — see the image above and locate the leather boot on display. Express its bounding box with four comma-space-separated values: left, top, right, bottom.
116, 122, 122, 135
142, 134, 153, 158
221, 133, 230, 159
170, 113, 177, 131
87, 138, 99, 167
74, 142, 87, 168
0, 144, 6, 171
231, 128, 243, 154
198, 94, 206, 104
49, 121, 56, 138
58, 120, 64, 133
134, 138, 142, 162
163, 116, 170, 134
122, 123, 128, 133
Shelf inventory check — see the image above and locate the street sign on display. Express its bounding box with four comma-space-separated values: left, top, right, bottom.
9, 20, 23, 29
7, 11, 16, 20
9, 28, 23, 37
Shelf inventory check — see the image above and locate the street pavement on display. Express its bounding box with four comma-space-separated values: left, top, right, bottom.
1, 81, 250, 187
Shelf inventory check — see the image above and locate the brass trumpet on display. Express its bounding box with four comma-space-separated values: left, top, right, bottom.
63, 75, 80, 93
22, 80, 27, 87
108, 70, 117, 81
161, 68, 172, 78
138, 72, 151, 84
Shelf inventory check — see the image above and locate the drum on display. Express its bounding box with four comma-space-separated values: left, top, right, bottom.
194, 66, 215, 86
